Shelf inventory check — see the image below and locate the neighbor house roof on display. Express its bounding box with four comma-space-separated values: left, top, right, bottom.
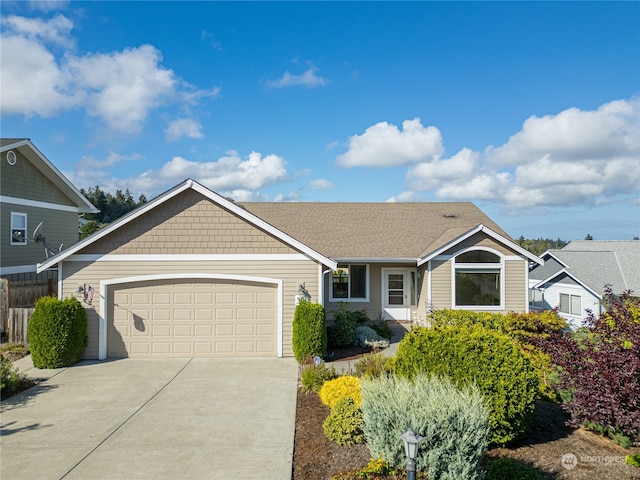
1, 138, 98, 213
532, 241, 640, 296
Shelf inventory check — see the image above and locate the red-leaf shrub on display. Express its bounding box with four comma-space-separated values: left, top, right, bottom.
539, 287, 640, 445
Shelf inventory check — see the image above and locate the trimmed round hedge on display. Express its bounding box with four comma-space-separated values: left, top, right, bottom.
394, 324, 538, 445
28, 296, 87, 369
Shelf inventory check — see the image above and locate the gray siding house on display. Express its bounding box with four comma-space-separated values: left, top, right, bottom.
0, 138, 98, 281
38, 178, 541, 360
529, 240, 640, 327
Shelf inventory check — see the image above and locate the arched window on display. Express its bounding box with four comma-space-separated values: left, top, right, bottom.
454, 249, 503, 308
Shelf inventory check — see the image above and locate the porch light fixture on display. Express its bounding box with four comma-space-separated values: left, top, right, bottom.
400, 428, 423, 480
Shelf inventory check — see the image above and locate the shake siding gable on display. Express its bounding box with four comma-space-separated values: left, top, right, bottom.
87, 189, 299, 256
0, 148, 76, 206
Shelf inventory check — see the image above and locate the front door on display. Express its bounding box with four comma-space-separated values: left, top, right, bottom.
382, 269, 414, 321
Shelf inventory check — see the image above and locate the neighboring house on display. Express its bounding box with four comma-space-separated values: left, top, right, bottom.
0, 138, 98, 282
529, 240, 640, 328
37, 178, 541, 360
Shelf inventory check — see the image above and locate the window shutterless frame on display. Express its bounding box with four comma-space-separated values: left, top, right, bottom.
452, 248, 504, 309
330, 263, 369, 302
11, 212, 27, 245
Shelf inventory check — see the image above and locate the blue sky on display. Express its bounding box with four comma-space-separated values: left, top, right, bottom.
1, 1, 639, 241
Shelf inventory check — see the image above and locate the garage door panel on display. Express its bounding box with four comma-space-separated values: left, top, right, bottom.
108, 279, 277, 358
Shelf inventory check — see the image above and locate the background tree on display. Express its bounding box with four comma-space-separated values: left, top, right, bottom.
516, 236, 568, 256
80, 186, 147, 225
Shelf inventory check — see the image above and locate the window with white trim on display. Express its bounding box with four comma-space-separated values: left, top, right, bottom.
559, 293, 581, 315
454, 250, 503, 307
11, 212, 27, 245
331, 264, 368, 301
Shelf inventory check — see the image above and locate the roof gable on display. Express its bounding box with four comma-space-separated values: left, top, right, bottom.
0, 139, 97, 213
37, 179, 336, 272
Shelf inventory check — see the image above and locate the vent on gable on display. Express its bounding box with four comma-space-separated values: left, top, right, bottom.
6, 150, 17, 165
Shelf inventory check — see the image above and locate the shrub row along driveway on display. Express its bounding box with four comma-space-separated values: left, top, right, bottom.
1, 357, 298, 480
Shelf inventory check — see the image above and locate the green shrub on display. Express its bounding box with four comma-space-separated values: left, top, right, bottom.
354, 326, 390, 349
369, 319, 394, 340
292, 301, 327, 363
354, 352, 394, 379
427, 309, 566, 401
319, 375, 362, 408
300, 363, 338, 394
487, 457, 542, 480
395, 324, 538, 445
28, 296, 87, 369
361, 374, 490, 479
0, 357, 27, 397
329, 303, 367, 347
323, 396, 365, 446
626, 454, 640, 467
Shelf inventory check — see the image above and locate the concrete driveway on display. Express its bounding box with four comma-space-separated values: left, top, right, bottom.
1, 357, 299, 480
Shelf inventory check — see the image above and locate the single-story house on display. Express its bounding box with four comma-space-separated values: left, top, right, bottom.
529, 240, 640, 328
38, 179, 542, 360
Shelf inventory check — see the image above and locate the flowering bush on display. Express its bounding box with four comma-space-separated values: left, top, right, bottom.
319, 375, 362, 408
538, 287, 640, 445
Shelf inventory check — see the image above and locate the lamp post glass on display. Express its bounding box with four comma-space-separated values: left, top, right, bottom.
401, 428, 423, 480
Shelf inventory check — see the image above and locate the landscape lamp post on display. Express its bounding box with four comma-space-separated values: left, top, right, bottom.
400, 428, 423, 480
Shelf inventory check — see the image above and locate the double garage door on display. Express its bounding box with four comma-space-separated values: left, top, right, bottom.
107, 278, 277, 358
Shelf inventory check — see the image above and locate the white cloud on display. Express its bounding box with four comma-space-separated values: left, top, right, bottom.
266, 66, 328, 89
386, 191, 421, 202
486, 98, 640, 167
165, 118, 204, 142
80, 152, 143, 168
399, 99, 640, 210
0, 14, 217, 135
337, 118, 444, 168
309, 178, 336, 190
407, 148, 478, 191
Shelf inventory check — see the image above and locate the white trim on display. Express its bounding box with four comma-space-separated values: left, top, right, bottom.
1, 195, 85, 213
58, 263, 63, 300
329, 263, 370, 303
539, 250, 570, 268
68, 253, 312, 262
98, 273, 284, 360
427, 260, 432, 312
0, 264, 37, 275
38, 179, 337, 273
451, 246, 505, 310
525, 260, 530, 313
335, 257, 419, 264
418, 224, 542, 266
533, 268, 600, 298
10, 212, 27, 245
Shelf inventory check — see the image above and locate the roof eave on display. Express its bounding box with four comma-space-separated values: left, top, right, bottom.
417, 224, 544, 266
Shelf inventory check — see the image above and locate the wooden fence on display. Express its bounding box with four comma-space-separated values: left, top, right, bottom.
6, 308, 34, 345
1, 278, 55, 343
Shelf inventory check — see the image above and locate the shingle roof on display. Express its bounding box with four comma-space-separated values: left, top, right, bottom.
242, 201, 510, 259
532, 241, 640, 296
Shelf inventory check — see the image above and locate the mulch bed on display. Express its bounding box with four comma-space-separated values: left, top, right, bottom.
292, 348, 640, 480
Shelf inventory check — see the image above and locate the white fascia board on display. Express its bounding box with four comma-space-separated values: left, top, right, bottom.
0, 195, 86, 213
334, 258, 419, 264
38, 179, 337, 273
540, 250, 569, 267
68, 253, 312, 262
188, 180, 336, 269
533, 269, 600, 298
0, 264, 37, 275
0, 139, 30, 152
418, 224, 543, 267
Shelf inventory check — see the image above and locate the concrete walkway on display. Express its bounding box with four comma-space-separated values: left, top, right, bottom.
1, 357, 298, 480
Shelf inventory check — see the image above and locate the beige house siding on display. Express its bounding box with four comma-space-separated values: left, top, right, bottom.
441, 232, 517, 257
430, 259, 452, 310
89, 189, 299, 255
61, 259, 319, 358
0, 149, 76, 206
1, 204, 79, 268
504, 259, 528, 312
